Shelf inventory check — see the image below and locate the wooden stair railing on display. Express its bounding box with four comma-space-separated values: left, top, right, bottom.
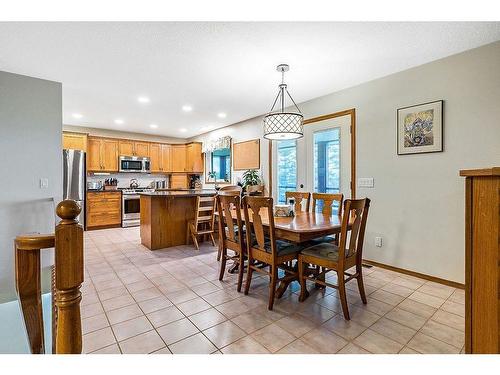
14, 200, 84, 354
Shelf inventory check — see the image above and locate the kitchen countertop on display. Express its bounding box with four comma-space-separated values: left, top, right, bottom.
139, 189, 216, 197
87, 189, 121, 193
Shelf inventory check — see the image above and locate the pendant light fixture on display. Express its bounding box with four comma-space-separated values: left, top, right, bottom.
263, 64, 304, 140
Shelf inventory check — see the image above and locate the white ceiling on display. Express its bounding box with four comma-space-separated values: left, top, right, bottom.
1, 22, 499, 138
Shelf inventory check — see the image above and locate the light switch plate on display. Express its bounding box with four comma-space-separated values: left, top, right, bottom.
358, 177, 374, 188
40, 178, 49, 189
375, 237, 383, 247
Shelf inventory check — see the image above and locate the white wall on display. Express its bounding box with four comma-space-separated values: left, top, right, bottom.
0, 71, 62, 302
191, 41, 500, 283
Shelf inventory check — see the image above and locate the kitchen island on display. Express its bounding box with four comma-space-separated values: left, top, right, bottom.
139, 190, 217, 250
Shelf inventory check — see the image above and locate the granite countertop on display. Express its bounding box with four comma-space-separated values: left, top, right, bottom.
139, 189, 216, 197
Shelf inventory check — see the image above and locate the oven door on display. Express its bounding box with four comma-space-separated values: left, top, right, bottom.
122, 195, 141, 220
119, 159, 143, 172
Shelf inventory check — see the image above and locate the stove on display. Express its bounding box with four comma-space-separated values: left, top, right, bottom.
122, 188, 155, 195
121, 188, 155, 227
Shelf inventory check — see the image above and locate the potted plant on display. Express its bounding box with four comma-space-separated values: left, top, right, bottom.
208, 171, 216, 182
242, 169, 263, 195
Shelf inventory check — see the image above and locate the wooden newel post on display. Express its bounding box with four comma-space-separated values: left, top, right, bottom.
54, 200, 84, 354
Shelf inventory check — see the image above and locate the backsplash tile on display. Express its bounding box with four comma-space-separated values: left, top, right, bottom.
87, 173, 168, 189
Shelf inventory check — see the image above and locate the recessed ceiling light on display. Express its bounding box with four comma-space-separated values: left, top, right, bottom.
217, 112, 227, 118
138, 96, 150, 103
72, 113, 83, 119
114, 119, 124, 125
149, 124, 158, 129
182, 105, 193, 112
179, 128, 187, 133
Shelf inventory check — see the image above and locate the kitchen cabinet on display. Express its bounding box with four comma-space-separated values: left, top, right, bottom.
171, 145, 187, 172
186, 142, 203, 173
119, 140, 150, 157
87, 137, 119, 172
150, 143, 171, 173
86, 191, 122, 229
161, 144, 172, 172
170, 174, 189, 189
63, 132, 87, 151
87, 137, 102, 171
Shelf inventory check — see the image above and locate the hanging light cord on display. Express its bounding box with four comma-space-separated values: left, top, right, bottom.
267, 67, 302, 114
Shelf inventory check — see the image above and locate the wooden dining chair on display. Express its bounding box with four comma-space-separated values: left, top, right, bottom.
215, 187, 242, 261
298, 198, 371, 320
188, 195, 217, 250
285, 191, 311, 212
216, 192, 246, 292
242, 196, 304, 310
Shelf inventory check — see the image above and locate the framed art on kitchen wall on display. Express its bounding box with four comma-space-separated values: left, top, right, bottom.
397, 100, 443, 155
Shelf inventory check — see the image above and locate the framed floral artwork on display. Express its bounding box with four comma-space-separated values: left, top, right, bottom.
397, 100, 443, 155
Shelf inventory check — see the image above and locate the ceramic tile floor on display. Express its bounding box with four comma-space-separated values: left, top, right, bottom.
82, 227, 465, 354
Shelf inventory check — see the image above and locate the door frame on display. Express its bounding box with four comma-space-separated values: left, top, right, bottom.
268, 108, 356, 199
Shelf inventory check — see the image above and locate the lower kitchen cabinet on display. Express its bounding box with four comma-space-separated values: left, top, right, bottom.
86, 191, 122, 230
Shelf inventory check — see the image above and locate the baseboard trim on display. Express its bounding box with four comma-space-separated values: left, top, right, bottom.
363, 259, 465, 290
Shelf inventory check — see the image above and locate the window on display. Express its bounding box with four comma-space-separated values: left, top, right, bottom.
276, 139, 297, 204
314, 129, 340, 212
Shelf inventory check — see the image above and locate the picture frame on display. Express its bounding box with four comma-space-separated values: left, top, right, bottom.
397, 100, 443, 155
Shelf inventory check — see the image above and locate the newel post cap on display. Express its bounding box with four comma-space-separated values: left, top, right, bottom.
56, 200, 81, 221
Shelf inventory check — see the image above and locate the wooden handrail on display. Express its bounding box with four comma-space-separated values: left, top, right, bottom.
14, 200, 83, 354
15, 235, 54, 354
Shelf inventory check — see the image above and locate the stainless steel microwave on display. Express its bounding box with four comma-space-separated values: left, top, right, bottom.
119, 156, 151, 173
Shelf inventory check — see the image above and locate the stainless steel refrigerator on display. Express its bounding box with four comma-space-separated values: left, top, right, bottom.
63, 149, 86, 227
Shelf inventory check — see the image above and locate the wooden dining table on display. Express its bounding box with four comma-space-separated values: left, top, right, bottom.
219, 208, 349, 297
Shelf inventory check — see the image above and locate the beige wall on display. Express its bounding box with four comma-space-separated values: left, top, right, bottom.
63, 124, 186, 144
191, 41, 500, 283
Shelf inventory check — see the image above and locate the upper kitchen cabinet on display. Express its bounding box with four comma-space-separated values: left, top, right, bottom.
87, 137, 102, 171
63, 131, 87, 151
87, 136, 119, 172
119, 140, 150, 157
150, 143, 171, 173
186, 142, 203, 173
171, 145, 187, 172
134, 141, 150, 157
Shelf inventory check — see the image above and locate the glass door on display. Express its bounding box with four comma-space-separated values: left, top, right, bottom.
273, 113, 352, 206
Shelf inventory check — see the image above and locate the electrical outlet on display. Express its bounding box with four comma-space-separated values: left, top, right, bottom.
375, 236, 383, 247
40, 178, 49, 189
358, 177, 374, 188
